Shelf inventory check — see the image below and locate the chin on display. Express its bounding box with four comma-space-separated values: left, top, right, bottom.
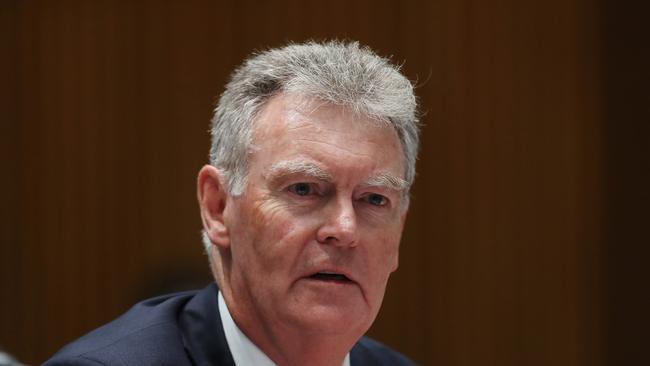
286, 304, 372, 337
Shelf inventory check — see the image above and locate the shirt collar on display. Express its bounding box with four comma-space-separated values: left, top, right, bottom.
218, 291, 351, 366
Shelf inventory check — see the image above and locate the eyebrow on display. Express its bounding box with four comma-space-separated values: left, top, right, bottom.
363, 172, 409, 193
265, 159, 332, 182
266, 159, 409, 193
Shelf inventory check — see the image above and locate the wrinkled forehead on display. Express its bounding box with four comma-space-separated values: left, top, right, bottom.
245, 94, 406, 187
250, 93, 396, 144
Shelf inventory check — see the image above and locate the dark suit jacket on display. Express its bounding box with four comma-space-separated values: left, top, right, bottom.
44, 283, 415, 365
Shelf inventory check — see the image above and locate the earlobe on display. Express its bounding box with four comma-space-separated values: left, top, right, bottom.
197, 165, 231, 248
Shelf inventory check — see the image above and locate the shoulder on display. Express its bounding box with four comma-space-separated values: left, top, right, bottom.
44, 290, 198, 366
350, 336, 417, 366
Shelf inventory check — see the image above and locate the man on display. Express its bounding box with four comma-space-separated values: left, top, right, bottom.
45, 41, 419, 366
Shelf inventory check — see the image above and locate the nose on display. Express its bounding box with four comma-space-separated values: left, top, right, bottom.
316, 198, 359, 247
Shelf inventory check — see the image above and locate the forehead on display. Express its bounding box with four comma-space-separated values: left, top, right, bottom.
248, 94, 405, 178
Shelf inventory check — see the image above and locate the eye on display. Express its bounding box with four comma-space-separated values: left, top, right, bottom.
365, 193, 388, 207
288, 182, 313, 196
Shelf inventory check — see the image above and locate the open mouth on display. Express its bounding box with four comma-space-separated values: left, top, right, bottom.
309, 272, 351, 283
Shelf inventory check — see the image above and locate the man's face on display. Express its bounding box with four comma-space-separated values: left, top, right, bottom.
222, 94, 408, 337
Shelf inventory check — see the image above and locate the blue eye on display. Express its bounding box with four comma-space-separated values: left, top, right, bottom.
366, 193, 388, 206
289, 183, 312, 196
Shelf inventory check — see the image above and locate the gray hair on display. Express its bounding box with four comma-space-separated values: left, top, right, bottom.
203, 40, 420, 253
209, 40, 419, 193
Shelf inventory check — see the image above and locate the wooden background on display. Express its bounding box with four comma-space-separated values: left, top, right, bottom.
1, 0, 648, 365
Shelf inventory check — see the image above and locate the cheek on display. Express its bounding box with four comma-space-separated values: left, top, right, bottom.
381, 239, 400, 273
250, 199, 297, 244
385, 219, 406, 269
368, 228, 402, 277
362, 237, 400, 313
246, 200, 315, 270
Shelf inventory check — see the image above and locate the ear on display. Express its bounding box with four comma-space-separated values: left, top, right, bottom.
197, 165, 231, 249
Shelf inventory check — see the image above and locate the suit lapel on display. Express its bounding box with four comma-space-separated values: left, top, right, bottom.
179, 283, 236, 366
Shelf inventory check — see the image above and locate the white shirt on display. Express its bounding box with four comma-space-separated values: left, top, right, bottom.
218, 291, 351, 366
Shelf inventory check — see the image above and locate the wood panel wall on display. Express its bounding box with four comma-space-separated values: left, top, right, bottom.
599, 1, 650, 364
0, 0, 613, 364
